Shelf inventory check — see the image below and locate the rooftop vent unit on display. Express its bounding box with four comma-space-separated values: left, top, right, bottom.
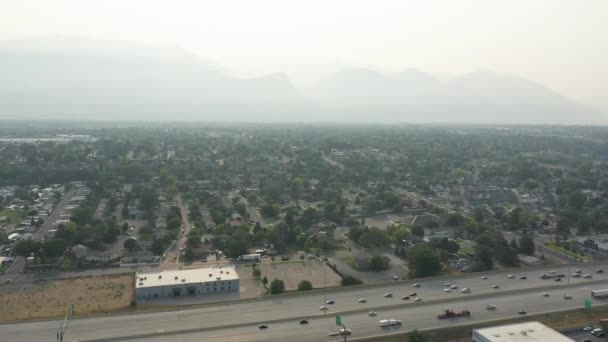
175, 276, 178, 280
181, 279, 186, 282
158, 275, 162, 279
209, 274, 212, 277
216, 277, 221, 280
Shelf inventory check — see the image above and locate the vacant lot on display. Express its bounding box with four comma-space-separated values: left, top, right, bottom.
0, 273, 134, 322
259, 260, 341, 291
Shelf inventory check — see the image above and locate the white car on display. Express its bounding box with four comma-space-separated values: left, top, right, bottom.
358, 298, 367, 303
461, 288, 471, 293
575, 269, 582, 273
412, 283, 421, 287
368, 311, 377, 316
564, 294, 573, 299
443, 282, 452, 286
507, 274, 515, 279
492, 285, 500, 289
486, 305, 497, 310
414, 297, 422, 301
481, 276, 488, 280
450, 284, 458, 289
572, 273, 581, 278
584, 274, 593, 279
320, 305, 328, 311
444, 288, 452, 292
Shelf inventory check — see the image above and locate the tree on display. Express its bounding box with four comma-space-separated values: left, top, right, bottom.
261, 204, 279, 218
270, 278, 285, 294
151, 239, 165, 256
411, 225, 424, 237
262, 276, 268, 286
519, 234, 535, 255
407, 329, 428, 342
340, 275, 363, 286
252, 267, 262, 278
297, 280, 313, 291
369, 255, 390, 271
227, 235, 249, 258
123, 238, 137, 250
121, 222, 129, 233
408, 244, 441, 278
359, 227, 390, 248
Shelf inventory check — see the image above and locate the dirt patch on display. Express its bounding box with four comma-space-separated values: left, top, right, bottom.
0, 274, 134, 322
259, 260, 341, 291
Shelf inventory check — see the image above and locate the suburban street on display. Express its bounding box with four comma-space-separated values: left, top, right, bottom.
162, 195, 191, 267
6, 190, 74, 275
2, 262, 608, 342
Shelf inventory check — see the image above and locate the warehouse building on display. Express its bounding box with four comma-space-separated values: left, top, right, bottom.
135, 266, 239, 301
473, 322, 573, 342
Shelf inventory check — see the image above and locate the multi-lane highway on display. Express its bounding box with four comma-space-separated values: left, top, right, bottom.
1, 263, 608, 342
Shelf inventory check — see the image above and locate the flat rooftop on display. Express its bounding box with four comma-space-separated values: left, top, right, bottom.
473, 321, 573, 342
136, 265, 239, 288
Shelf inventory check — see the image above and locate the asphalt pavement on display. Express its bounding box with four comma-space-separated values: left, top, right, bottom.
2, 262, 608, 342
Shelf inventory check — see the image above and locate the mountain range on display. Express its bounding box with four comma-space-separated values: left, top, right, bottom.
0, 36, 604, 124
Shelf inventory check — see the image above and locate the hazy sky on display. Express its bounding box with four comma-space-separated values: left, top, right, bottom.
2, 0, 607, 104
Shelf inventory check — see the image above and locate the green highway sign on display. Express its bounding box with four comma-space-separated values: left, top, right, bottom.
336, 315, 342, 326
585, 299, 592, 309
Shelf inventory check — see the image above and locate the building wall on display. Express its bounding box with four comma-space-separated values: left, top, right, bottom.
136, 279, 239, 300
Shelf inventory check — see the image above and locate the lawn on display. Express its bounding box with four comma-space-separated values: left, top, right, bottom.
544, 243, 590, 262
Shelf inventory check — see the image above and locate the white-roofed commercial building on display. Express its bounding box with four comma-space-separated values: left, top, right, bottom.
473, 321, 573, 342
135, 265, 239, 301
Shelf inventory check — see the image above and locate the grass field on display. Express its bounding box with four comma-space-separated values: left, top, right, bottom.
545, 243, 591, 261
0, 274, 134, 322
0, 210, 25, 225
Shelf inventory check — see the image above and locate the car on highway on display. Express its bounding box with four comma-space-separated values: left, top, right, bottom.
392, 275, 399, 280
339, 328, 352, 336
443, 282, 452, 286
368, 311, 377, 316
542, 292, 550, 297
519, 276, 527, 280
481, 276, 488, 280
384, 293, 393, 298
320, 305, 328, 311
299, 319, 309, 324
258, 324, 268, 329
507, 274, 515, 279
597, 269, 604, 273
564, 294, 573, 299
461, 288, 471, 293
409, 292, 417, 297
358, 298, 367, 303
518, 310, 527, 315
554, 277, 562, 281
444, 288, 452, 292
572, 273, 581, 278
326, 299, 335, 304
4, 279, 13, 283
492, 285, 500, 289
575, 269, 582, 273
379, 319, 402, 327
486, 305, 496, 310
412, 283, 421, 287
549, 270, 557, 274
414, 297, 422, 301
584, 274, 593, 278
401, 296, 410, 300
450, 284, 458, 289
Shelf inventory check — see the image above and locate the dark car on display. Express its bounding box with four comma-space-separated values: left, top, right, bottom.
518, 311, 527, 315
554, 277, 561, 282
299, 319, 309, 324
597, 269, 604, 273
326, 300, 335, 305
519, 276, 527, 280
401, 296, 410, 300
259, 324, 268, 329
